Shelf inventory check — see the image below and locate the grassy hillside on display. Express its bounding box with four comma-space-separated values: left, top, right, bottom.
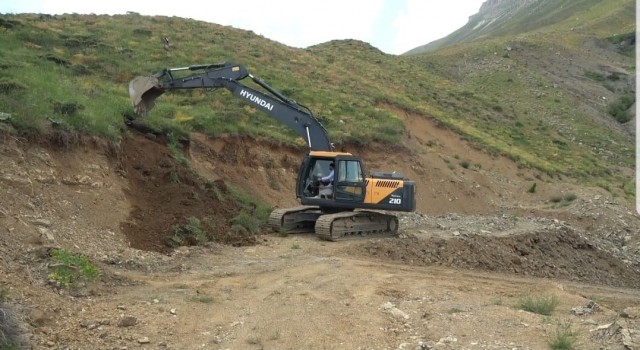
405, 0, 635, 194
0, 3, 635, 198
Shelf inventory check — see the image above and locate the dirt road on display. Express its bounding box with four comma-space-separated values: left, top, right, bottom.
14, 233, 639, 350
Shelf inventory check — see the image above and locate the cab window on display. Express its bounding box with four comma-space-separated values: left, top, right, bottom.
337, 160, 363, 182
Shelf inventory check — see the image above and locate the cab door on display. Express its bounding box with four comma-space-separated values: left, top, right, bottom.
295, 155, 312, 199
333, 156, 366, 203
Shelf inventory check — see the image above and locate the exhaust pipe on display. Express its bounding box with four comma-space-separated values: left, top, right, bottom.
128, 76, 165, 115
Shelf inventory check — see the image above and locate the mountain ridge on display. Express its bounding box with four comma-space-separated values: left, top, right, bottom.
403, 0, 634, 55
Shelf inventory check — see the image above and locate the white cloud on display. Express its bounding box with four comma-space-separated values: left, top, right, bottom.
35, 0, 385, 50
205, 0, 386, 50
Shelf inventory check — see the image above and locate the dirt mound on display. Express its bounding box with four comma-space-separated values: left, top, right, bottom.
355, 227, 640, 289
118, 132, 249, 253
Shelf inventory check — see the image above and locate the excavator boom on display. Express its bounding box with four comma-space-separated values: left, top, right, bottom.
128, 62, 332, 151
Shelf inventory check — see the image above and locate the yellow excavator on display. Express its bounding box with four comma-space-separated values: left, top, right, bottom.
129, 62, 416, 241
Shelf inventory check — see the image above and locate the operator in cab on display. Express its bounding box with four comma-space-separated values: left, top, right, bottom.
320, 162, 334, 185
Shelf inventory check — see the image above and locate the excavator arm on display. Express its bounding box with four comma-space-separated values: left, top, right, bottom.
129, 62, 333, 151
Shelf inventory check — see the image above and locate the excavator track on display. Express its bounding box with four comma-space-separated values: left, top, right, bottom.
268, 206, 322, 234
314, 210, 399, 241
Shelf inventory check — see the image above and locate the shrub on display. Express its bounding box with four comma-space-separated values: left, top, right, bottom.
517, 295, 558, 315
607, 94, 635, 123
584, 70, 605, 81
48, 249, 99, 287
231, 212, 260, 234
549, 323, 576, 350
168, 216, 207, 247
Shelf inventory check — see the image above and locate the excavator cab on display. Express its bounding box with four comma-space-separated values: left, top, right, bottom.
297, 152, 367, 208
300, 158, 333, 198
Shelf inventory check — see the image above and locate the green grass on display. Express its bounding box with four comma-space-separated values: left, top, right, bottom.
230, 212, 261, 234
168, 216, 208, 247
517, 295, 559, 316
166, 132, 189, 166
48, 248, 99, 286
164, 183, 272, 248
607, 94, 635, 123
548, 323, 577, 350
189, 294, 214, 304
228, 184, 272, 216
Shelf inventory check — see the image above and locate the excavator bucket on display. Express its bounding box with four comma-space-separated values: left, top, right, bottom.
128, 76, 165, 115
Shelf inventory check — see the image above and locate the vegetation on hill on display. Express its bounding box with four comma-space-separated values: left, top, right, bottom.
0, 0, 635, 198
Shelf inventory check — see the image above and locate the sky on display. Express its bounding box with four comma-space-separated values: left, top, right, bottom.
0, 0, 486, 55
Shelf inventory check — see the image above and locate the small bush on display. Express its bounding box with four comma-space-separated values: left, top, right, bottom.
459, 160, 470, 169
231, 212, 260, 234
563, 193, 577, 202
549, 323, 576, 350
584, 70, 605, 81
517, 295, 558, 315
607, 94, 635, 123
168, 216, 208, 247
528, 183, 537, 193
48, 249, 99, 287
